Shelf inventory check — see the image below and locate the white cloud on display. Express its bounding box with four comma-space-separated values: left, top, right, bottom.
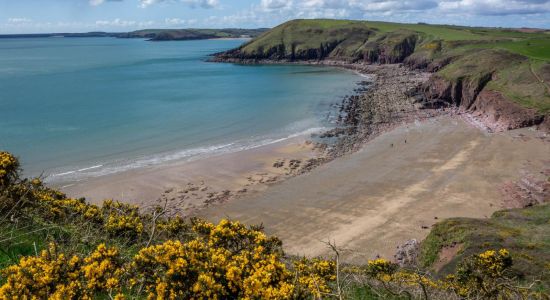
183, 0, 219, 8
261, 0, 293, 10
89, 0, 105, 6
163, 17, 202, 27
89, 0, 123, 6
139, 0, 219, 8
438, 0, 550, 15
4, 0, 550, 34
7, 17, 32, 23
139, 0, 158, 8
252, 0, 550, 19
96, 19, 135, 26
165, 17, 186, 25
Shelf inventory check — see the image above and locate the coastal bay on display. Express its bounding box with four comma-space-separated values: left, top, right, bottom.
2, 12, 550, 297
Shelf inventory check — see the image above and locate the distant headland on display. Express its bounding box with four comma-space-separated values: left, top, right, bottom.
0, 28, 269, 41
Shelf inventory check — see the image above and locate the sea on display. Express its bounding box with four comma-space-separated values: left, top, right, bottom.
0, 37, 360, 183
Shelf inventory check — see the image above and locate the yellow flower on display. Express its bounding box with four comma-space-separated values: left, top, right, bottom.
0, 151, 19, 186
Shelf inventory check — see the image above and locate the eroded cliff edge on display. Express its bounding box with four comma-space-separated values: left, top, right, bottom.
213, 19, 550, 132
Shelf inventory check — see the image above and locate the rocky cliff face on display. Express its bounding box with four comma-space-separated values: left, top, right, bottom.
216, 27, 418, 63
415, 50, 547, 131
357, 30, 418, 64
418, 75, 546, 131
216, 25, 375, 61
471, 90, 544, 130
217, 39, 345, 61
419, 73, 492, 109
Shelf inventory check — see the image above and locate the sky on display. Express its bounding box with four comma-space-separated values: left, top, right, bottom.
1, 0, 549, 34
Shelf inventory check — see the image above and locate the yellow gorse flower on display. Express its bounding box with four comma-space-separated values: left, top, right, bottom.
0, 243, 124, 299
0, 151, 18, 186
132, 220, 295, 299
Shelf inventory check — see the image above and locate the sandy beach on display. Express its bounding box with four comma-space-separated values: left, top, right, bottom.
198, 116, 549, 262
61, 135, 322, 213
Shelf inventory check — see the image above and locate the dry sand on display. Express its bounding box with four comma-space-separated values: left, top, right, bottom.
199, 116, 549, 263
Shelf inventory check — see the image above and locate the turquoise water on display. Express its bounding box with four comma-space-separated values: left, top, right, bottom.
0, 37, 360, 183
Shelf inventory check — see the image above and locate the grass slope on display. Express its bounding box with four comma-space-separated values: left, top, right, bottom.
237, 19, 550, 60
420, 204, 550, 286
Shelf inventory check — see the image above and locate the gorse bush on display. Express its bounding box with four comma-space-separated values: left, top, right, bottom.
293, 258, 336, 298
0, 152, 18, 187
0, 222, 302, 299
0, 243, 125, 299
0, 151, 547, 299
131, 220, 295, 299
444, 249, 530, 299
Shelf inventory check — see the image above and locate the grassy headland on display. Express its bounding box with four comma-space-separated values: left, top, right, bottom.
0, 28, 268, 41
215, 19, 550, 130
117, 28, 268, 41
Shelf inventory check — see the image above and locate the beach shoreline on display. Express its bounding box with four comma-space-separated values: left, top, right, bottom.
59, 62, 430, 210
60, 134, 325, 212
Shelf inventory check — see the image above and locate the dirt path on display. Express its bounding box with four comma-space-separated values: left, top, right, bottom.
530, 62, 550, 94
199, 117, 549, 263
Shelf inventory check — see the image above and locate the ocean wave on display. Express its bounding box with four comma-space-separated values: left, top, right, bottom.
44, 126, 327, 184
353, 70, 373, 79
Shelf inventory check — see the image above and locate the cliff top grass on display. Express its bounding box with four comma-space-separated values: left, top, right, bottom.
458, 38, 550, 61
239, 19, 550, 60
240, 19, 375, 56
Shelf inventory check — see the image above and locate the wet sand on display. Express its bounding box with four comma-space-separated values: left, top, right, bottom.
199, 116, 550, 263
62, 136, 320, 212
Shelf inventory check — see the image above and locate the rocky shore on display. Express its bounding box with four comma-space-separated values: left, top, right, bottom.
218, 61, 449, 164
211, 56, 548, 161
316, 63, 436, 158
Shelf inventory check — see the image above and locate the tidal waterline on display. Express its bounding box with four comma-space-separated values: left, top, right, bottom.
0, 37, 360, 183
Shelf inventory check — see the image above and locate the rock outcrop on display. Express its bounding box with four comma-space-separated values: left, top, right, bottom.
415, 49, 547, 131
470, 90, 544, 131
394, 239, 419, 267
357, 30, 418, 64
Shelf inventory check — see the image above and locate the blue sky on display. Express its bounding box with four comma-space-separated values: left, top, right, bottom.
1, 0, 549, 33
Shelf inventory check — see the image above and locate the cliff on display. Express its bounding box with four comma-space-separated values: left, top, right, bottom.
215, 19, 550, 131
